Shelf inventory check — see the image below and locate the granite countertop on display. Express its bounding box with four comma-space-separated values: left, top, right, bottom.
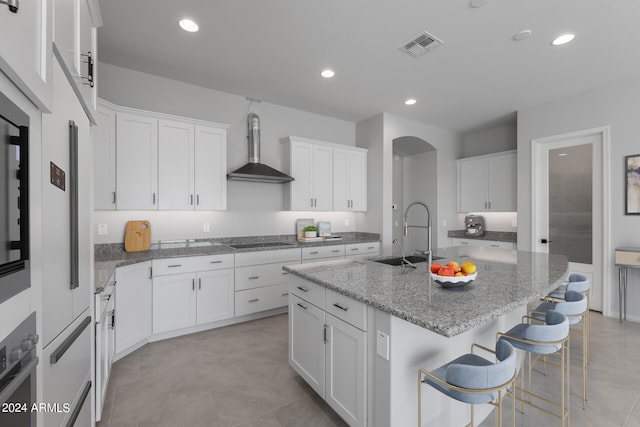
448, 230, 517, 243
94, 232, 380, 292
283, 246, 569, 337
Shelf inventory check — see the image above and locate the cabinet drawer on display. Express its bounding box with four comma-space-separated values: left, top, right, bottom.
289, 276, 325, 309
153, 254, 234, 276
302, 245, 345, 260
235, 248, 301, 267
235, 283, 289, 316
236, 263, 294, 291
345, 242, 380, 258
43, 315, 91, 427
325, 288, 367, 331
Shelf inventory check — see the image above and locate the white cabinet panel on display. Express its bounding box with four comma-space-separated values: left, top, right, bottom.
289, 294, 326, 397
345, 242, 380, 259
302, 245, 345, 261
235, 283, 289, 316
0, 0, 52, 110
235, 263, 292, 291
311, 144, 333, 210
152, 273, 197, 334
282, 137, 333, 211
158, 119, 194, 210
325, 313, 367, 427
115, 262, 152, 354
194, 125, 227, 210
334, 148, 367, 211
116, 112, 158, 210
457, 151, 516, 212
197, 269, 235, 324
325, 288, 367, 331
93, 102, 116, 209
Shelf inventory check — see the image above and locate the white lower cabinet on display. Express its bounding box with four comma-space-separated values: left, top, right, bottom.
450, 237, 515, 249
301, 245, 346, 263
345, 242, 380, 259
289, 277, 367, 427
115, 261, 152, 355
152, 255, 235, 334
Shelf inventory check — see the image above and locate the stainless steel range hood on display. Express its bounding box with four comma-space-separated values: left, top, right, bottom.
227, 113, 294, 183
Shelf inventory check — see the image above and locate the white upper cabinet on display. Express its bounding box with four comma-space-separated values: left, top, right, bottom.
194, 125, 227, 210
333, 147, 367, 211
158, 121, 227, 210
93, 101, 116, 210
158, 120, 194, 210
116, 112, 159, 210
0, 0, 52, 110
457, 150, 516, 212
282, 136, 366, 212
52, 0, 101, 123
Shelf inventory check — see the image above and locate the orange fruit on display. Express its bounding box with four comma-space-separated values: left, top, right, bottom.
446, 261, 460, 273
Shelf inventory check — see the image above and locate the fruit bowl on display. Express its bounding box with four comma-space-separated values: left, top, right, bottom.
430, 272, 477, 289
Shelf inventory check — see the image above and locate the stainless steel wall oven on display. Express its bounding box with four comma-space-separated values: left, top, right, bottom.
0, 312, 38, 427
0, 89, 30, 304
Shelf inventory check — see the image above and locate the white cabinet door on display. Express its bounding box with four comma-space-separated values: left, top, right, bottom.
194, 125, 227, 210
457, 157, 488, 212
289, 295, 326, 397
116, 112, 158, 210
288, 141, 314, 210
152, 273, 197, 334
325, 313, 367, 427
0, 0, 52, 110
115, 262, 152, 354
93, 103, 116, 209
487, 152, 517, 212
158, 119, 194, 210
334, 148, 367, 211
311, 144, 333, 210
196, 269, 235, 324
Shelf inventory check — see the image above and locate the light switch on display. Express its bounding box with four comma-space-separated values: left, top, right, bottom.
376, 330, 389, 360
97, 224, 108, 236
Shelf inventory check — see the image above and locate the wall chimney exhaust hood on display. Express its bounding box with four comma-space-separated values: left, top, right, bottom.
227, 113, 294, 183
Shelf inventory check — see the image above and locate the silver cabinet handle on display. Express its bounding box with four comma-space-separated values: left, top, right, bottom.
297, 286, 309, 293
350, 248, 359, 251
310, 251, 319, 255
368, 246, 375, 250
310, 198, 313, 207
112, 191, 116, 204
210, 260, 222, 264
192, 279, 195, 291
153, 192, 156, 204
190, 194, 194, 205
168, 264, 182, 268
282, 271, 289, 275
323, 325, 328, 343
297, 302, 307, 310
248, 276, 260, 280
198, 277, 202, 289
197, 194, 200, 205
282, 292, 289, 297
333, 303, 349, 312
331, 250, 341, 253
248, 298, 259, 303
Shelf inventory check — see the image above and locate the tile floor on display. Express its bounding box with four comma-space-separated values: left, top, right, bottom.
97, 311, 640, 427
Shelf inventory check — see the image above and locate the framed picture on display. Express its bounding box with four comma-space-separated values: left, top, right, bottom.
625, 154, 640, 215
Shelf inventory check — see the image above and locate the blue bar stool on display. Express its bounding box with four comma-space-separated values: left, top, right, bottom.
531, 290, 589, 409
497, 310, 570, 427
549, 273, 591, 365
418, 340, 517, 427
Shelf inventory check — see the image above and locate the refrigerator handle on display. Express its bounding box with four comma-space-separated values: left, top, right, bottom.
69, 121, 79, 290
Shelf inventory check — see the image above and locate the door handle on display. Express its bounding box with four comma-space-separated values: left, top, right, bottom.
540, 238, 552, 244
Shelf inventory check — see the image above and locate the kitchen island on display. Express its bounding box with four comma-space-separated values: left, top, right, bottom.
284, 246, 569, 427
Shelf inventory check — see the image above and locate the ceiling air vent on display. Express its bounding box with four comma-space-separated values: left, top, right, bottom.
399, 31, 443, 57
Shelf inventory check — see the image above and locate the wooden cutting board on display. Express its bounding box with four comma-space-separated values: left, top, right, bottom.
124, 220, 151, 252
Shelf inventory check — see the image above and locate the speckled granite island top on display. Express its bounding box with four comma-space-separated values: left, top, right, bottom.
283, 246, 569, 337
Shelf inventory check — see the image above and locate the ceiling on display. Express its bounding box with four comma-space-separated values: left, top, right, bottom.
97, 0, 640, 134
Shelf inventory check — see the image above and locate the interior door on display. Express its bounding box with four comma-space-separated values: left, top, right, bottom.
532, 133, 603, 311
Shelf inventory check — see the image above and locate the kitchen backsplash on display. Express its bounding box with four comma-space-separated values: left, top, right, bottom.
93, 210, 358, 244
455, 212, 517, 232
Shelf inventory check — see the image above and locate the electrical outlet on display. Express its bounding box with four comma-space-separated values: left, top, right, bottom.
203, 222, 210, 232
97, 224, 108, 236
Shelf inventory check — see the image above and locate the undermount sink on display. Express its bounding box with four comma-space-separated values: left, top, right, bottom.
374, 255, 444, 266
227, 241, 295, 249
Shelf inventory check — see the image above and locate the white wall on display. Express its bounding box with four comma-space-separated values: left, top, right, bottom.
517, 76, 640, 320
355, 113, 385, 235
403, 151, 438, 252
96, 63, 358, 242
461, 122, 517, 158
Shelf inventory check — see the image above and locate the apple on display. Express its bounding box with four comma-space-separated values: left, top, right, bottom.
437, 266, 455, 277
430, 263, 442, 274
446, 261, 460, 273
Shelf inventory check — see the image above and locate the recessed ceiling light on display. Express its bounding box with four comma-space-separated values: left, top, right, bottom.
552, 33, 575, 46
321, 69, 335, 78
405, 98, 417, 106
179, 19, 199, 32
513, 30, 532, 41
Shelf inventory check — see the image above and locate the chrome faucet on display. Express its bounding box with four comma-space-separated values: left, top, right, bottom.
403, 201, 432, 265
392, 238, 416, 269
